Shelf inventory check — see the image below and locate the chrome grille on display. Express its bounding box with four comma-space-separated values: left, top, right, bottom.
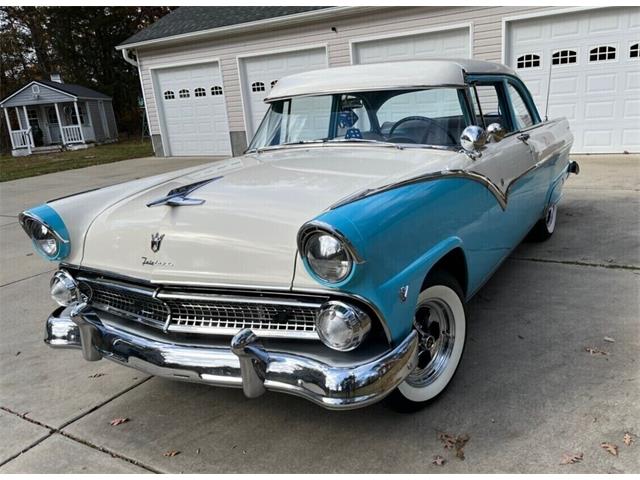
78, 277, 321, 339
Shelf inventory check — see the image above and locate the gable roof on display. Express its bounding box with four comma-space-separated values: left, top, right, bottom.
118, 6, 332, 48
0, 80, 111, 107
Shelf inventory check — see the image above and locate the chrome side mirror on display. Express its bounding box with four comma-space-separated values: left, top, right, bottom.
460, 125, 487, 154
486, 123, 506, 143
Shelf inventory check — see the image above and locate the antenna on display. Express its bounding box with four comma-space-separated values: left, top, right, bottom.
543, 58, 553, 122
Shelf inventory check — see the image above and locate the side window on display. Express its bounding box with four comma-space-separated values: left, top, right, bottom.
470, 84, 509, 130
506, 83, 535, 130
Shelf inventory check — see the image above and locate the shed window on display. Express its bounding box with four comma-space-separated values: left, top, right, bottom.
552, 50, 577, 65
589, 45, 616, 62
631, 43, 639, 59
194, 87, 206, 97
251, 82, 265, 93
27, 109, 40, 128
164, 90, 175, 100
270, 80, 278, 88
47, 107, 58, 124
178, 89, 190, 98
516, 54, 541, 69
211, 86, 223, 96
64, 105, 86, 125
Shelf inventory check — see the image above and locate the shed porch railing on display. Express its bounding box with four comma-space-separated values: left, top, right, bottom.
61, 125, 83, 144
10, 127, 33, 153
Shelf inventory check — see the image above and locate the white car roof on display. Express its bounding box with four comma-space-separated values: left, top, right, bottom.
265, 59, 517, 101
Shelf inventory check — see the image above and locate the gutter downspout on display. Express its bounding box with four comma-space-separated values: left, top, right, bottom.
122, 48, 155, 155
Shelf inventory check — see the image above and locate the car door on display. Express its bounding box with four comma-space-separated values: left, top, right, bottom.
465, 76, 547, 256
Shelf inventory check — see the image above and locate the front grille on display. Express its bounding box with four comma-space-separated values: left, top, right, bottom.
78, 277, 322, 339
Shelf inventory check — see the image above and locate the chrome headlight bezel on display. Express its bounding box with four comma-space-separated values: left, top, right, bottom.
297, 222, 363, 284
18, 207, 70, 261
50, 270, 80, 306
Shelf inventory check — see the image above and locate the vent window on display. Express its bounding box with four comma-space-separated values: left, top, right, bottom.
211, 86, 223, 96
163, 90, 175, 100
178, 89, 190, 98
516, 54, 541, 69
251, 81, 265, 93
589, 45, 616, 62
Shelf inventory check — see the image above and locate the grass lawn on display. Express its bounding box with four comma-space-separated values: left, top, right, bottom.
0, 140, 154, 182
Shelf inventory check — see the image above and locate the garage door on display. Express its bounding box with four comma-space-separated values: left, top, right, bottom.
508, 7, 640, 153
155, 62, 231, 156
352, 27, 470, 64
240, 47, 327, 137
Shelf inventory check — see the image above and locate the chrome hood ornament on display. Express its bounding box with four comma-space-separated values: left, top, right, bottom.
146, 176, 223, 208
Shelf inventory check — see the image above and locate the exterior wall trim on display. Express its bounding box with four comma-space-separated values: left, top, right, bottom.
236, 43, 329, 140
1, 81, 77, 107
149, 57, 232, 156
500, 6, 605, 64
348, 22, 475, 65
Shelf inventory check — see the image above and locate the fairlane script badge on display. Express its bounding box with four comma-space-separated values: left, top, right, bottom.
150, 232, 165, 253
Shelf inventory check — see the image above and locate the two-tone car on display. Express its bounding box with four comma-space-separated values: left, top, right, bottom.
20, 59, 578, 411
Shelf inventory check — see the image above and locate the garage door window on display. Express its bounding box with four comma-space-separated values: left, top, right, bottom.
179, 89, 190, 98
252, 82, 265, 93
211, 86, 223, 96
552, 50, 577, 66
630, 43, 639, 59
194, 87, 206, 97
516, 54, 541, 69
589, 45, 616, 62
164, 90, 175, 100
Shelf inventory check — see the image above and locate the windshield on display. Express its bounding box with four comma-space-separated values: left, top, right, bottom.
248, 88, 469, 151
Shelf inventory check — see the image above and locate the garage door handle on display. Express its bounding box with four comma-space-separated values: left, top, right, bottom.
517, 133, 530, 144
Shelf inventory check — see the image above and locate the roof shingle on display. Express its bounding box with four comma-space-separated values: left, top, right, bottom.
120, 6, 328, 47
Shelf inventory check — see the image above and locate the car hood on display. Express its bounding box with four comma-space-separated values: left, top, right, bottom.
80, 146, 463, 288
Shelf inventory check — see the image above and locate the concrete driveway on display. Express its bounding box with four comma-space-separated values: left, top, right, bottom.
0, 154, 638, 473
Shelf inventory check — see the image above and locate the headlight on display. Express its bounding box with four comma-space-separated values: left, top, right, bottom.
316, 301, 371, 351
18, 205, 70, 261
304, 232, 352, 283
50, 270, 80, 306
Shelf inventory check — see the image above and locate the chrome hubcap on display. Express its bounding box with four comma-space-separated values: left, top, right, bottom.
406, 298, 455, 387
545, 204, 557, 231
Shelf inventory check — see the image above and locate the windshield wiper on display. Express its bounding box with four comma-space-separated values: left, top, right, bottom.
326, 138, 404, 150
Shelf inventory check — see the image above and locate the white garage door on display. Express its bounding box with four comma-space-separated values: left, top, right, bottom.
240, 48, 327, 138
352, 27, 470, 64
508, 7, 640, 153
155, 62, 231, 156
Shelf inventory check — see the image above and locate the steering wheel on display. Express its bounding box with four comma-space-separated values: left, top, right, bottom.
388, 116, 457, 145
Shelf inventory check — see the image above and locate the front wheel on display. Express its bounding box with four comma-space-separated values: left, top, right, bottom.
386, 270, 466, 413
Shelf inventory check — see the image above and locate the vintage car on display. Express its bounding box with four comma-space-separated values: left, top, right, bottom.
21, 59, 578, 411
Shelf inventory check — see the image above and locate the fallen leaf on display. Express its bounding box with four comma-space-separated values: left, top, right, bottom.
603, 336, 615, 343
109, 417, 129, 426
438, 432, 457, 450
560, 452, 583, 465
196, 448, 200, 455
432, 455, 446, 466
163, 450, 180, 457
601, 442, 618, 456
585, 346, 609, 356
89, 373, 106, 378
623, 432, 635, 446
438, 432, 470, 460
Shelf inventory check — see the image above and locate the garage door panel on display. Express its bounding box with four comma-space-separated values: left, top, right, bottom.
509, 7, 638, 153
156, 62, 231, 156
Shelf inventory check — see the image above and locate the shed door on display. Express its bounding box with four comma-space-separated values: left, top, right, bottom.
240, 48, 327, 139
507, 7, 640, 153
352, 27, 470, 64
155, 62, 231, 156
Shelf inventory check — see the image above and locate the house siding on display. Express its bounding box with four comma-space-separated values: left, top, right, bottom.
134, 6, 554, 151
1, 83, 74, 108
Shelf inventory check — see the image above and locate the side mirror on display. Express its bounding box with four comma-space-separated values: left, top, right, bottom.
486, 123, 507, 143
460, 125, 487, 154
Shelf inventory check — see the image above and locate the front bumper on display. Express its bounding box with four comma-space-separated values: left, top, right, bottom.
46, 306, 418, 410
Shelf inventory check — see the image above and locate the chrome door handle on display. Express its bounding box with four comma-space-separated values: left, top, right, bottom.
517, 133, 530, 144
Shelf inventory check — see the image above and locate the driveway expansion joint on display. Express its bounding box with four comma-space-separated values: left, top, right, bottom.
510, 256, 640, 271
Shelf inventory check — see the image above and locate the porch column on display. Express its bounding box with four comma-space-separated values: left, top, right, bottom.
14, 107, 23, 129
3, 108, 15, 149
73, 101, 85, 143
22, 105, 34, 153
53, 103, 65, 145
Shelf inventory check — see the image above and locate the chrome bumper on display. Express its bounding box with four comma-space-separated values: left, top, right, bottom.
45, 306, 418, 410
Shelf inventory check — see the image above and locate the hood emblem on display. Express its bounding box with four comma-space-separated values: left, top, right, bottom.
150, 233, 165, 253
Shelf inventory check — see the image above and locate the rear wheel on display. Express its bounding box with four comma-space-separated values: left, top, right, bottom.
529, 203, 557, 242
386, 270, 466, 413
